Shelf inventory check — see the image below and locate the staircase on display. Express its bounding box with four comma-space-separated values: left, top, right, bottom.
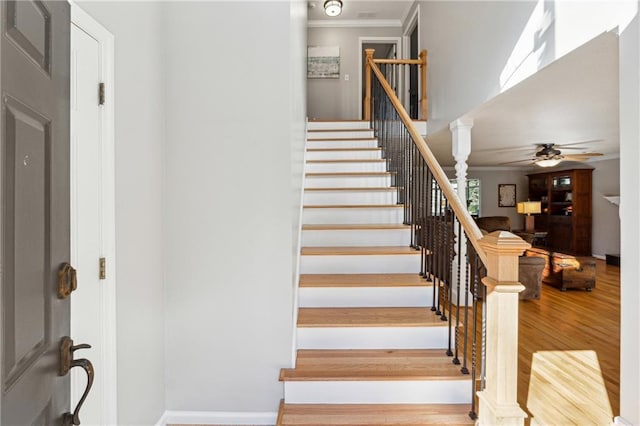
277, 120, 474, 425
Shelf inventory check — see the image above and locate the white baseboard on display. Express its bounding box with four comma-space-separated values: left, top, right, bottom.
592, 254, 606, 260
613, 416, 633, 426
155, 410, 278, 426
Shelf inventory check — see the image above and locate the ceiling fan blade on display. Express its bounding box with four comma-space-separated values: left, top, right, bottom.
499, 159, 536, 165
564, 152, 604, 158
563, 154, 604, 162
474, 146, 537, 153
555, 139, 605, 147
557, 146, 590, 150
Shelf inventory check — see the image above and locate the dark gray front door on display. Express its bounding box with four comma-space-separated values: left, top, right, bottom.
1, 1, 71, 424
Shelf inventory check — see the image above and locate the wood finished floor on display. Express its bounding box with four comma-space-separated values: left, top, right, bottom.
517, 258, 620, 417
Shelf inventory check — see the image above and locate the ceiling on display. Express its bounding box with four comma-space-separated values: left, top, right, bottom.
306, 2, 620, 170
425, 31, 620, 168
307, 0, 414, 26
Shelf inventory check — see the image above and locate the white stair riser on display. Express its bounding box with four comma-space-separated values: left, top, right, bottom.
304, 190, 397, 205
305, 175, 391, 188
306, 150, 381, 161
308, 121, 371, 130
302, 228, 410, 247
309, 130, 374, 139
298, 286, 432, 307
305, 161, 385, 173
307, 139, 378, 149
303, 207, 403, 225
300, 254, 420, 274
284, 380, 470, 404
296, 326, 448, 349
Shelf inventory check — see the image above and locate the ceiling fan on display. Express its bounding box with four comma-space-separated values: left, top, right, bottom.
500, 143, 604, 167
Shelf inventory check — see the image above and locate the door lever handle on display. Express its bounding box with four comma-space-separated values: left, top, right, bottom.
59, 337, 94, 425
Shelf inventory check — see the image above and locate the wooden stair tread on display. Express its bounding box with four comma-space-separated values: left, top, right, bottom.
299, 273, 427, 288
301, 246, 419, 256
278, 402, 474, 425
306, 147, 381, 152
304, 187, 398, 192
303, 204, 402, 209
302, 224, 409, 230
297, 307, 443, 327
308, 137, 376, 141
308, 128, 374, 132
306, 172, 391, 177
280, 349, 465, 381
306, 159, 385, 163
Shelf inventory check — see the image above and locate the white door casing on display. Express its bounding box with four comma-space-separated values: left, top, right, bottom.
70, 4, 117, 425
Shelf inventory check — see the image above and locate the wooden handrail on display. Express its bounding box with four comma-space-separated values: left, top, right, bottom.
367, 56, 487, 265
372, 58, 423, 65
364, 49, 428, 121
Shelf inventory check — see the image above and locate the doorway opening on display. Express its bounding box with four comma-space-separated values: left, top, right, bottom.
358, 37, 402, 120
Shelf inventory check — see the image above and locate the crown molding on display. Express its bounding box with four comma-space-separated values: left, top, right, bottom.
308, 19, 403, 28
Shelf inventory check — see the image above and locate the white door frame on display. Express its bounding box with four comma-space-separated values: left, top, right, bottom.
358, 36, 402, 120
402, 4, 420, 116
70, 4, 117, 424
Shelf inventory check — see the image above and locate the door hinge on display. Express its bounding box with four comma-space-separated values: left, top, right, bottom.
99, 257, 106, 280
98, 83, 105, 105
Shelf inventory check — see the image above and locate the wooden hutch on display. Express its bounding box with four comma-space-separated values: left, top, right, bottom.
527, 168, 593, 256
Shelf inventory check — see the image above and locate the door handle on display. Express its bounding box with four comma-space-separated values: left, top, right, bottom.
59, 337, 94, 426
57, 263, 77, 299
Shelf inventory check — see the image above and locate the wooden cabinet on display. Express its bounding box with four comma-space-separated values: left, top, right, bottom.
526, 169, 592, 255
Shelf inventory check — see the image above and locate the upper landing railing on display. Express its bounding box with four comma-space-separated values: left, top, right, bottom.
363, 48, 427, 121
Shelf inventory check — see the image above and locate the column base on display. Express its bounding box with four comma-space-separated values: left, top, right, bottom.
477, 390, 527, 426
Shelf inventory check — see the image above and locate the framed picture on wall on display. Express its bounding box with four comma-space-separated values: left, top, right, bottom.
307, 46, 340, 79
498, 184, 516, 207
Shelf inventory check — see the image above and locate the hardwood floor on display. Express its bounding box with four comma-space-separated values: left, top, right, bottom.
517, 258, 620, 417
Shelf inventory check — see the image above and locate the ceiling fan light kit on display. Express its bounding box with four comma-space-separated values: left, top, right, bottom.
324, 0, 342, 16
536, 158, 563, 167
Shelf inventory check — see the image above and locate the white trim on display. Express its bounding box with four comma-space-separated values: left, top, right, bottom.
70, 4, 117, 425
358, 36, 402, 120
613, 416, 634, 425
308, 19, 402, 28
155, 410, 278, 426
592, 254, 606, 260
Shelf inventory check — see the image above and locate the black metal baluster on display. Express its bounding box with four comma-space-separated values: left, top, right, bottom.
469, 251, 480, 420
453, 219, 463, 365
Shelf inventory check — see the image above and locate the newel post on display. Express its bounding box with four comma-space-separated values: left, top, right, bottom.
476, 231, 529, 426
419, 49, 427, 120
364, 49, 375, 121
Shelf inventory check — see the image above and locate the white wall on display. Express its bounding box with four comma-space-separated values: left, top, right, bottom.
619, 10, 640, 425
591, 159, 621, 258
307, 26, 403, 119
290, 0, 308, 359
163, 1, 305, 414
420, 0, 635, 134
74, 2, 166, 424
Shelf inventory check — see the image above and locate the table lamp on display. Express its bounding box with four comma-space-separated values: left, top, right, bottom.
517, 201, 542, 232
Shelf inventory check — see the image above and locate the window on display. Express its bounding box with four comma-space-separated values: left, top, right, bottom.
450, 178, 481, 217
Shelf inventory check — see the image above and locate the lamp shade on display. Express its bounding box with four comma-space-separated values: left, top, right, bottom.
517, 201, 541, 215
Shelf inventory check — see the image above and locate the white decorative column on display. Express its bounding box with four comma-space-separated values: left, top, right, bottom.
449, 118, 473, 305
